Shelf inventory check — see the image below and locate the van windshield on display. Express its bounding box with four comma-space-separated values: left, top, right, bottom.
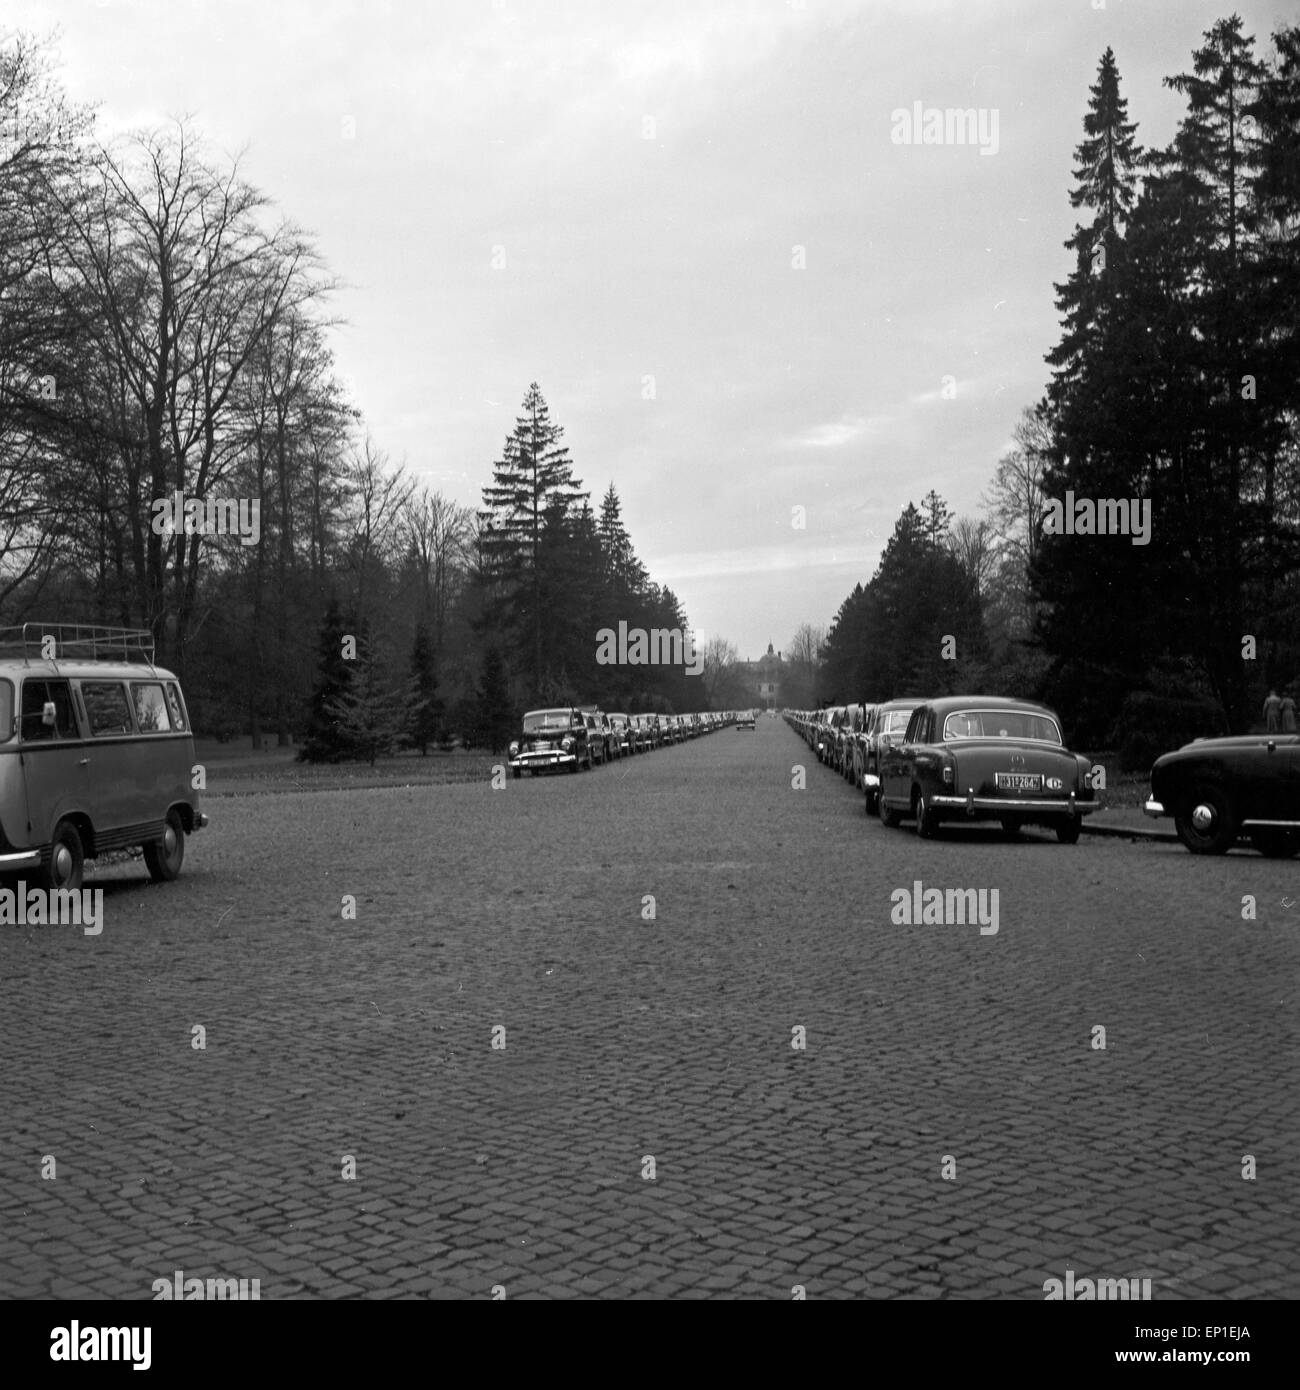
0, 679, 11, 742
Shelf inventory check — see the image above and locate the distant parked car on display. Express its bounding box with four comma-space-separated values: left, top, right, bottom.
736, 710, 756, 730
878, 695, 1096, 842
508, 707, 593, 776
1146, 733, 1300, 855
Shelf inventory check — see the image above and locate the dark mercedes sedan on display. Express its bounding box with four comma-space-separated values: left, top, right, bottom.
1145, 734, 1300, 855
878, 695, 1097, 842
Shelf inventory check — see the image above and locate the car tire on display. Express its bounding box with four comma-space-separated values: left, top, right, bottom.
914, 789, 939, 839
42, 819, 85, 893
144, 808, 186, 882
1055, 815, 1082, 845
1249, 826, 1300, 858
512, 768, 521, 780
1000, 816, 1022, 838
879, 792, 902, 829
1174, 785, 1237, 855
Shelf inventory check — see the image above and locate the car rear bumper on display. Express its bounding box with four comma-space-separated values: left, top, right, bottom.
932, 791, 1097, 817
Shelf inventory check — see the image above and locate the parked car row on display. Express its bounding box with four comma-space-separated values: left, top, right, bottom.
508, 707, 742, 776
786, 695, 1098, 843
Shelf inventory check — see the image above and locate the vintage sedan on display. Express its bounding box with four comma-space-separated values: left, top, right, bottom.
877, 696, 1097, 842
1145, 734, 1300, 855
862, 698, 926, 815
508, 708, 592, 776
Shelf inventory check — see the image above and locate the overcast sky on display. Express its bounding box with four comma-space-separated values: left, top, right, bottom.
15, 0, 1295, 660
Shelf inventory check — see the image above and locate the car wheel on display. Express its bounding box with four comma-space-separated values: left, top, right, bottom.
144, 808, 186, 881
914, 789, 940, 839
879, 792, 902, 829
1000, 816, 1022, 838
512, 768, 521, 780
1055, 815, 1082, 845
1249, 826, 1300, 858
42, 819, 85, 893
1174, 785, 1237, 855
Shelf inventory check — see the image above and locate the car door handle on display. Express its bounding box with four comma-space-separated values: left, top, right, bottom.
78, 758, 89, 766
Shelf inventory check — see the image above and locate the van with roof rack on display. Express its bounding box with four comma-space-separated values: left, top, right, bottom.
0, 623, 208, 891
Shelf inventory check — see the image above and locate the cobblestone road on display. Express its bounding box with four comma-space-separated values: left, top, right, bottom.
1, 718, 1297, 1299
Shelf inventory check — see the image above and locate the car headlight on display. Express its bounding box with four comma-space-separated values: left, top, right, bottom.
561, 736, 574, 751
509, 741, 519, 755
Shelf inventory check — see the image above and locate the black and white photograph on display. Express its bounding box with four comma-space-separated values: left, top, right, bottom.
1, 0, 1297, 1357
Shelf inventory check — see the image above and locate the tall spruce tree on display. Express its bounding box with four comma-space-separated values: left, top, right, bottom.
478, 383, 588, 700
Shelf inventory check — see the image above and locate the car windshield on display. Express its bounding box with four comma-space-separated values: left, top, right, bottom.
522, 711, 572, 732
942, 709, 1062, 743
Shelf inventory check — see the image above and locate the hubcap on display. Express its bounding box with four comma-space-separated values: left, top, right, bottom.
1191, 803, 1215, 831
52, 843, 72, 882
163, 825, 178, 856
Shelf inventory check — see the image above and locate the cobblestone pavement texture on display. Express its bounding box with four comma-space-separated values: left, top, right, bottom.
1, 719, 1297, 1299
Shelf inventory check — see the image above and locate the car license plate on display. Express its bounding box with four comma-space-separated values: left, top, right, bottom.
996, 772, 1042, 791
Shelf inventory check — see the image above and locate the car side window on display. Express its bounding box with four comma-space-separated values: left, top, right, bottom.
82, 681, 134, 736
131, 682, 172, 732
904, 709, 925, 743
20, 679, 76, 741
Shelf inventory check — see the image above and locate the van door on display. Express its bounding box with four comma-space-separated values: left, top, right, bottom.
76, 678, 140, 832
18, 677, 87, 849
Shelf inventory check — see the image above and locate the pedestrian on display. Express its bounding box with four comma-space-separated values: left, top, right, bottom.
1263, 688, 1282, 732
1282, 688, 1297, 733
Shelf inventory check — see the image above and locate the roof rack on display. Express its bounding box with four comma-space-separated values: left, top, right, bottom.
0, 622, 157, 666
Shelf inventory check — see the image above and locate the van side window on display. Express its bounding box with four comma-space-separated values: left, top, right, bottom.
131, 682, 172, 732
82, 682, 134, 736
165, 682, 187, 731
20, 679, 76, 741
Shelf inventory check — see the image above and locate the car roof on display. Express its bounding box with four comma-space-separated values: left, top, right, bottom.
922, 695, 1060, 716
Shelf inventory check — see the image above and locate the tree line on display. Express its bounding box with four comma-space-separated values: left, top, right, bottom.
811, 16, 1300, 763
1, 30, 749, 758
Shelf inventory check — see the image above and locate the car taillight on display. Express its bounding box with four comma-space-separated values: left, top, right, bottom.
942, 764, 954, 785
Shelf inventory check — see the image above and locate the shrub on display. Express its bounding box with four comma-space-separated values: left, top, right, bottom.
1107, 690, 1229, 773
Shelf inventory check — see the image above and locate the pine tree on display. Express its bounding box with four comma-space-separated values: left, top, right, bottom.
478, 383, 589, 697
407, 621, 441, 754
478, 646, 514, 753
325, 627, 406, 766
299, 597, 352, 762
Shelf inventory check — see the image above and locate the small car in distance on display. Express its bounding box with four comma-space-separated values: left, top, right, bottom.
736, 710, 756, 730
1145, 733, 1300, 855
878, 696, 1096, 842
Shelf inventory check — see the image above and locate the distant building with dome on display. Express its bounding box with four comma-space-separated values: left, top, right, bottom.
741, 641, 783, 709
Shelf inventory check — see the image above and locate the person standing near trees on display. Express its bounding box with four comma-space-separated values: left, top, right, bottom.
1281, 689, 1297, 733
1263, 689, 1283, 732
